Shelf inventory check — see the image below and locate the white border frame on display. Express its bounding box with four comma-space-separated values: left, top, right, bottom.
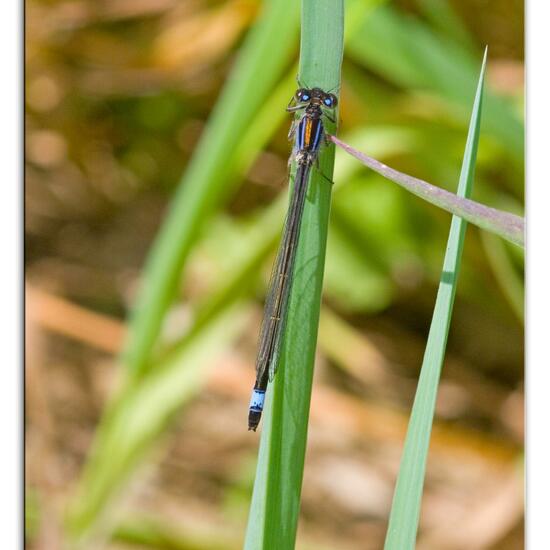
0, 0, 22, 546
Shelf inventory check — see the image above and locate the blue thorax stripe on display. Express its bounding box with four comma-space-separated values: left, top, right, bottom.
297, 117, 306, 150
312, 119, 322, 150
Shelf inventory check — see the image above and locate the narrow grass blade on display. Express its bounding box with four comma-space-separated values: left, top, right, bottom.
384, 50, 487, 550
330, 135, 524, 247
123, 0, 300, 379
244, 1, 344, 548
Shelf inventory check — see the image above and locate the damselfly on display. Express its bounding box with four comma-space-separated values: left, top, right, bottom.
248, 87, 338, 431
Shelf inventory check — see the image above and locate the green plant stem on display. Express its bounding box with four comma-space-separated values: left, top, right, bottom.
244, 1, 344, 548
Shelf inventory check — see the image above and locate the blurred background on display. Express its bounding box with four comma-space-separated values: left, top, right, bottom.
25, 0, 524, 549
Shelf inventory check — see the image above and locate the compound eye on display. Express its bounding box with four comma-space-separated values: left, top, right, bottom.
325, 94, 338, 107
296, 88, 310, 102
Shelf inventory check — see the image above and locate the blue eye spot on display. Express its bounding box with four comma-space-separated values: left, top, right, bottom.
302, 94, 310, 101
324, 98, 332, 106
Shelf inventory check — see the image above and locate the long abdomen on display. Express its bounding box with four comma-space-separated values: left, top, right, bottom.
248, 162, 311, 430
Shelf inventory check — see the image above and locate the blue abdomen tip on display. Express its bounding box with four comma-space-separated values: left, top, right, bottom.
249, 389, 265, 412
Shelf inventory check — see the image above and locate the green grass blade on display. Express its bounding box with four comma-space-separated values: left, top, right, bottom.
123, 0, 300, 379
244, 1, 344, 548
384, 49, 487, 550
330, 135, 524, 247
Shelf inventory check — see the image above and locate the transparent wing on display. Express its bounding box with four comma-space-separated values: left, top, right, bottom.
254, 164, 310, 383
